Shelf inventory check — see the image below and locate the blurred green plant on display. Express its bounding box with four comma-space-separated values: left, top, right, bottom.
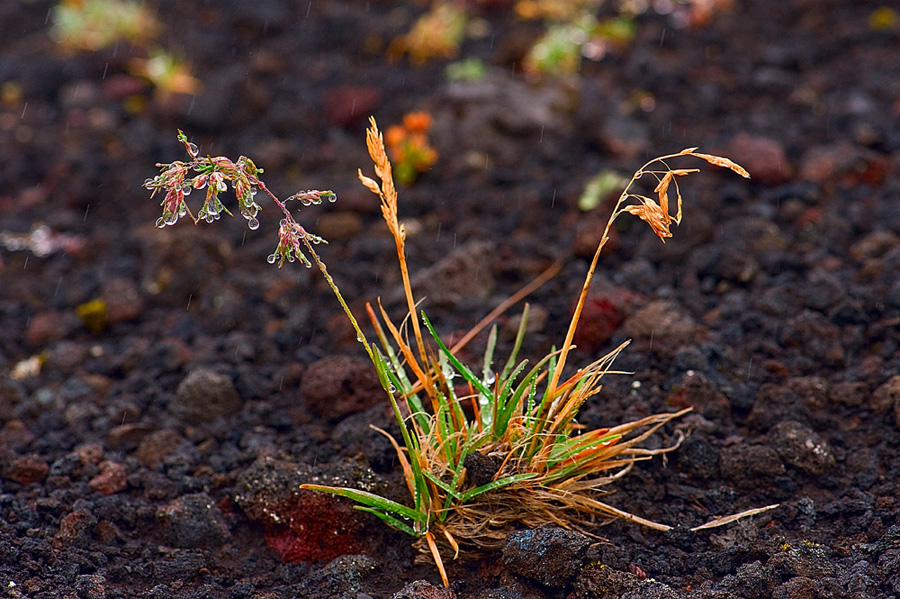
50, 0, 158, 51
388, 2, 468, 64
129, 50, 202, 98
579, 169, 630, 211
445, 58, 487, 82
523, 13, 636, 76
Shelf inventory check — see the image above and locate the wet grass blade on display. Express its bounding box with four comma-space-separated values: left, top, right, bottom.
300, 484, 426, 525
458, 472, 539, 502
422, 311, 492, 399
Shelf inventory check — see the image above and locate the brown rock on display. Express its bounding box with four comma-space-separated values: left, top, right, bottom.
26, 311, 79, 347
106, 423, 154, 450
57, 509, 97, 546
4, 454, 49, 485
301, 355, 384, 421
0, 419, 34, 450
157, 492, 231, 548
622, 300, 697, 346
169, 368, 242, 425
88, 460, 128, 495
724, 133, 792, 186
871, 375, 900, 429
407, 240, 496, 307
391, 580, 456, 599
768, 421, 835, 476
135, 429, 186, 468
101, 278, 144, 323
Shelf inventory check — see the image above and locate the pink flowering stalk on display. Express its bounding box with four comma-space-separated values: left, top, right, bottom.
143, 130, 335, 268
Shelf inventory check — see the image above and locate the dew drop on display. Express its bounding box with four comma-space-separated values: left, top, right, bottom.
155, 217, 166, 228
248, 217, 260, 230
266, 254, 277, 264
187, 142, 199, 156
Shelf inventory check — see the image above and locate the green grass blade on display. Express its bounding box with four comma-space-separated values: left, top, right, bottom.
459, 472, 539, 502
371, 316, 428, 427
301, 484, 426, 523
423, 470, 461, 500
422, 311, 492, 399
492, 358, 529, 438
482, 324, 498, 386
355, 506, 421, 537
499, 304, 529, 381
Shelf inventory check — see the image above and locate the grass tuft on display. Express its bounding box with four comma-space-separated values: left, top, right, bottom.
148, 122, 771, 587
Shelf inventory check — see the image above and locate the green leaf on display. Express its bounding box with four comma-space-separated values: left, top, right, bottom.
492, 359, 529, 438
579, 169, 630, 212
459, 472, 539, 502
301, 484, 426, 524
355, 506, 421, 537
423, 470, 460, 500
499, 304, 529, 382
422, 312, 492, 400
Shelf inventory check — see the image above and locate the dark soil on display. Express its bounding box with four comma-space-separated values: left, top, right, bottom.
2, 1, 900, 598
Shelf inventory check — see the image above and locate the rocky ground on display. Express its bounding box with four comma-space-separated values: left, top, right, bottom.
1, 0, 900, 597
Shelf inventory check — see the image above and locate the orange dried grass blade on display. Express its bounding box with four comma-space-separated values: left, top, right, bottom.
376, 300, 432, 405
370, 424, 417, 501
357, 170, 381, 196
690, 504, 780, 531
686, 151, 751, 178
442, 528, 460, 559
425, 530, 450, 587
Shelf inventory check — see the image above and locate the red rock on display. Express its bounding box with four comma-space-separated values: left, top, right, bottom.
300, 355, 383, 421
572, 290, 636, 353
5, 455, 49, 485
57, 509, 96, 544
799, 142, 890, 187
723, 133, 792, 186
262, 492, 364, 563
89, 460, 128, 495
323, 85, 380, 128
26, 311, 79, 347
